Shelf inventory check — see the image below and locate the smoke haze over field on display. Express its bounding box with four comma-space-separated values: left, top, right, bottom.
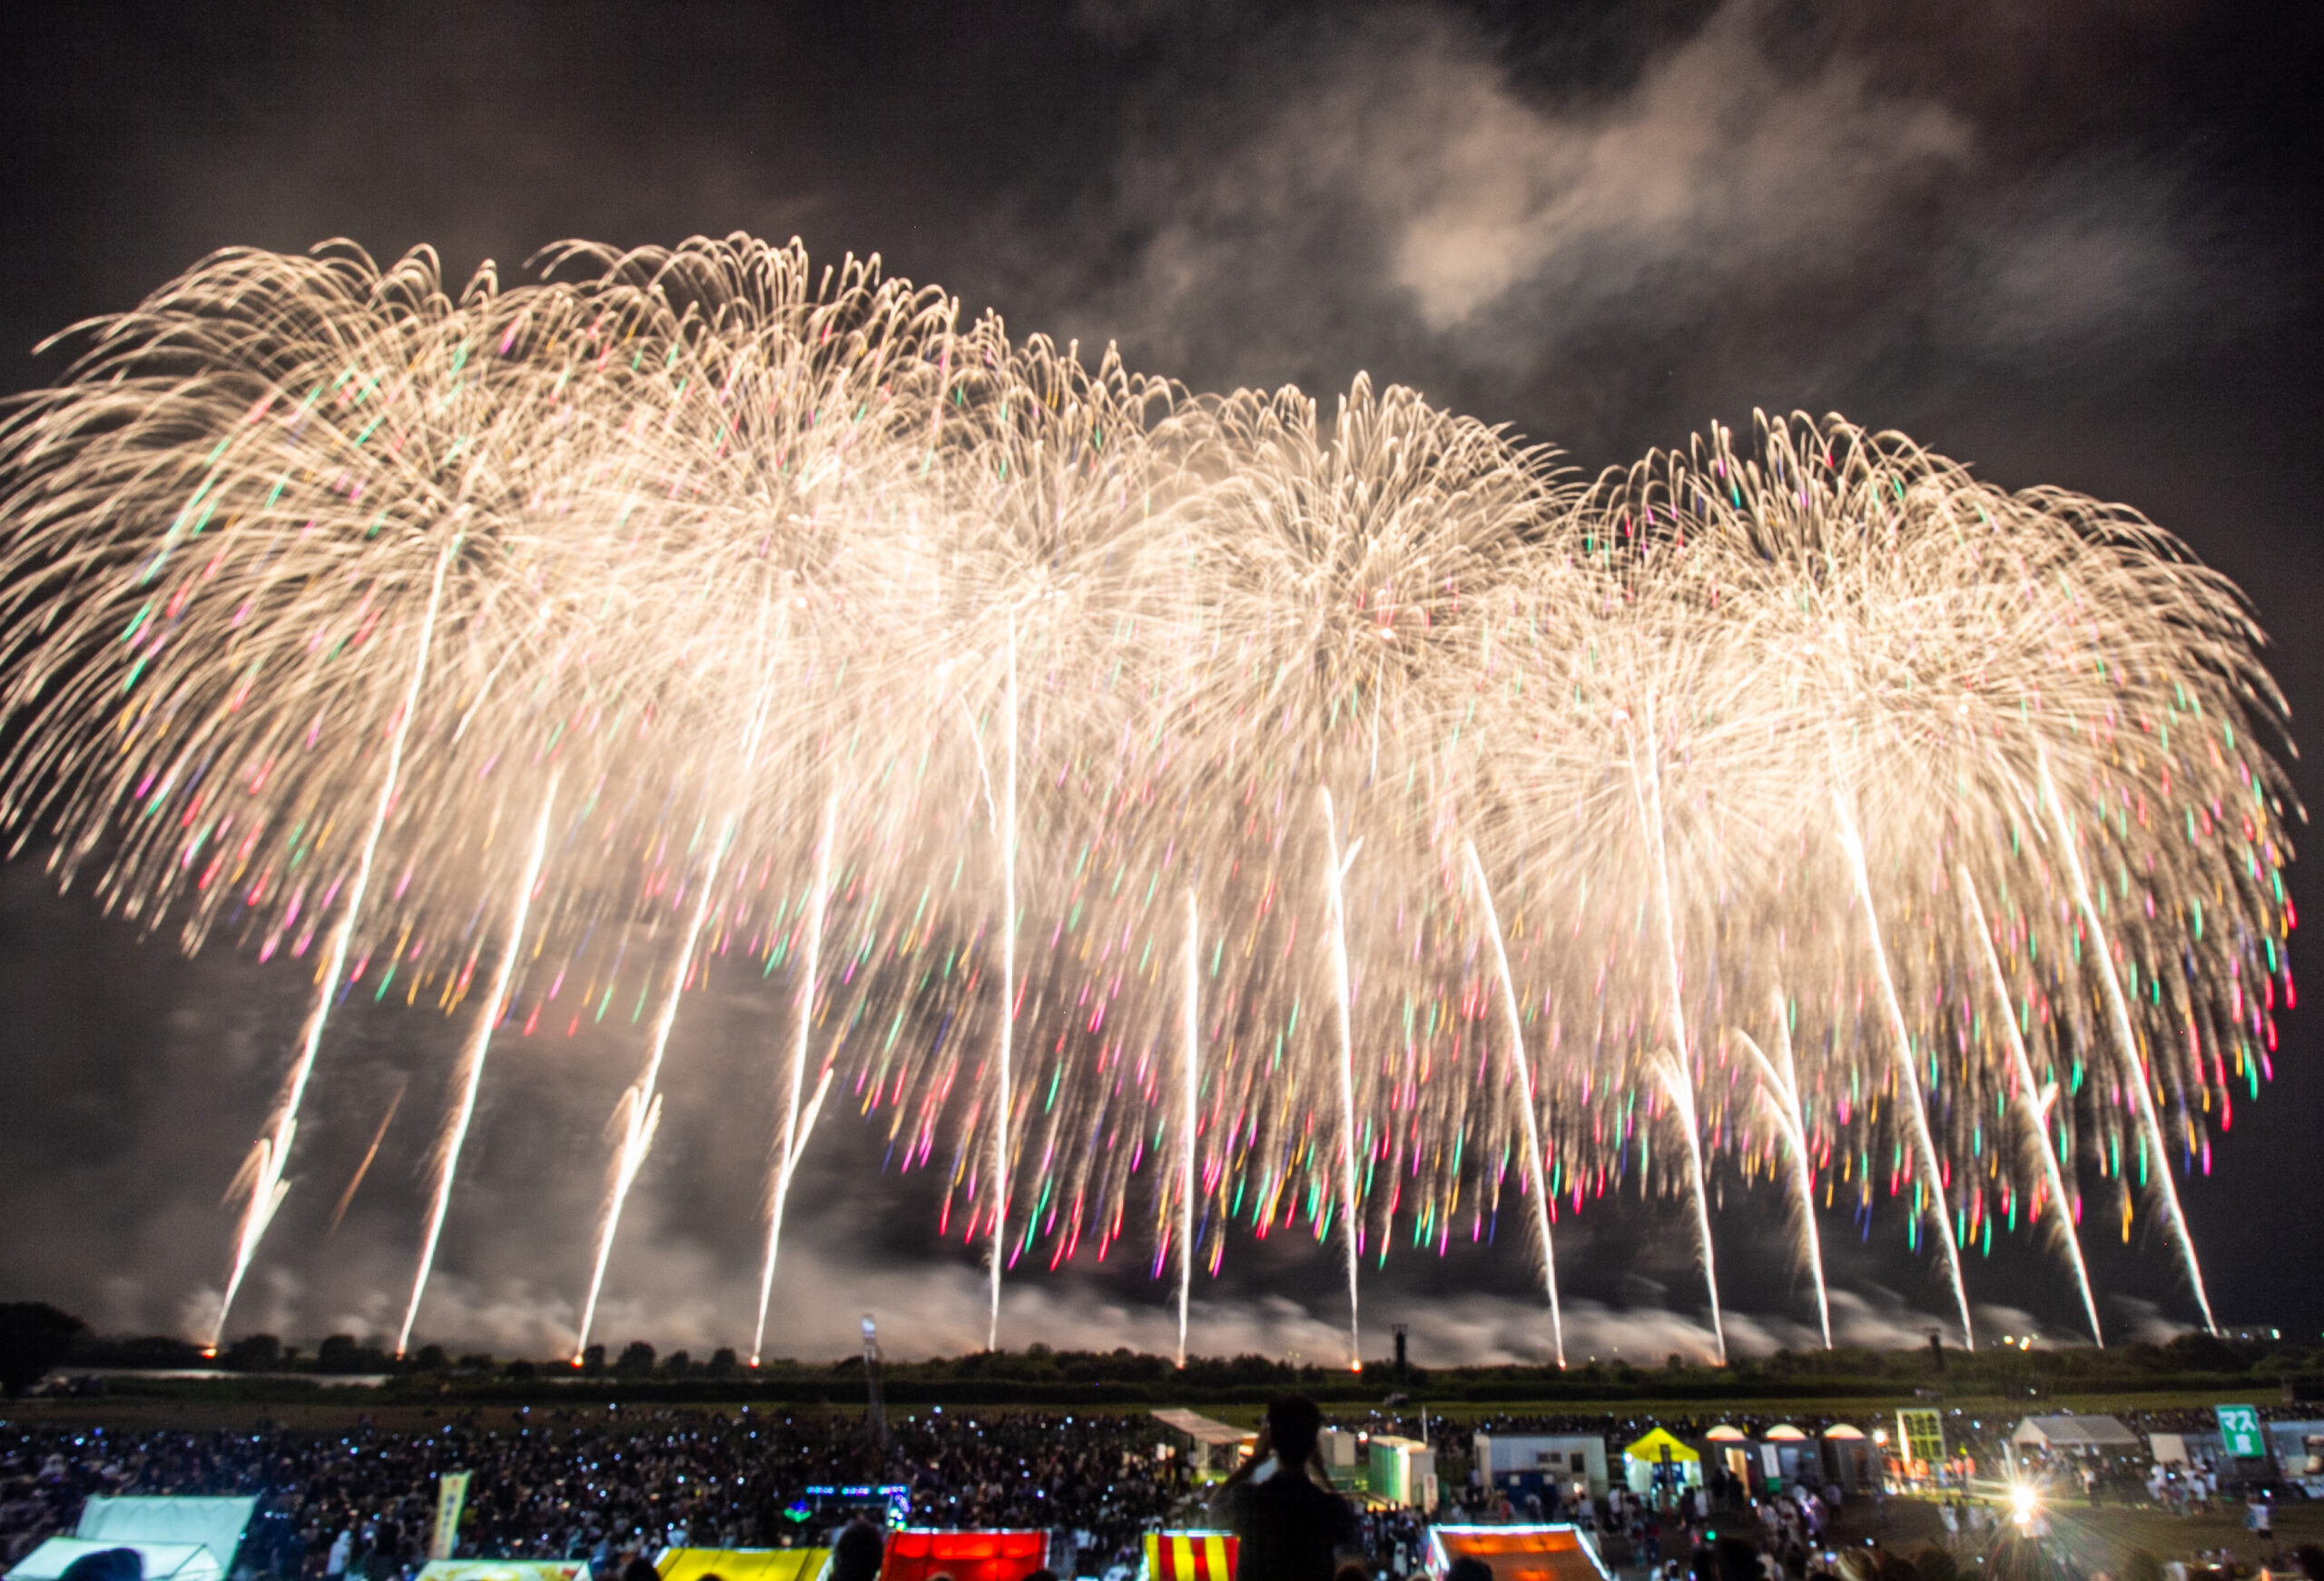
0, 0, 2317, 1358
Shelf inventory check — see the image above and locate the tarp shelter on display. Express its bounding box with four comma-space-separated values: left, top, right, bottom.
1142, 1533, 1237, 1581
2013, 1417, 2141, 1452
419, 1565, 590, 1581
1622, 1429, 1696, 1465
1703, 1427, 1747, 1443
1155, 1411, 1256, 1477
11, 1495, 260, 1581
1427, 1526, 1610, 1581
657, 1551, 828, 1581
1764, 1426, 1807, 1442
78, 1498, 252, 1573
9, 1540, 221, 1581
881, 1530, 1046, 1581
1620, 1429, 1699, 1495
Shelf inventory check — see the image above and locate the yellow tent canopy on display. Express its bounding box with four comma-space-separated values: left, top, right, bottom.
656, 1550, 830, 1581
1621, 1429, 1699, 1465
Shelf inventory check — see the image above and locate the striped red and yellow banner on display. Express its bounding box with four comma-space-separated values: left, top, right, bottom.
1143, 1532, 1238, 1581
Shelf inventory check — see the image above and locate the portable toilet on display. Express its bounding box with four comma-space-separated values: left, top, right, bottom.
1370, 1437, 1440, 1510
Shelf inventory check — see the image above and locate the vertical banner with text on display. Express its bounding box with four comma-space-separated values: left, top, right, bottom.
431, 1470, 472, 1560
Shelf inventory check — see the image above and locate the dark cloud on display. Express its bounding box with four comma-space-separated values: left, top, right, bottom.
970, 0, 2299, 466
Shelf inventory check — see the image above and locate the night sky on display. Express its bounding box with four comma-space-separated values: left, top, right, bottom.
1, 0, 2319, 1364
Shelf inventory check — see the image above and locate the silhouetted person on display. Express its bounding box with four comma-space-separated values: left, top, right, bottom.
59, 1552, 141, 1581
832, 1513, 885, 1581
1210, 1396, 1359, 1581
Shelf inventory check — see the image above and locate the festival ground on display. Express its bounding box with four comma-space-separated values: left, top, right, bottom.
0, 1390, 2291, 1435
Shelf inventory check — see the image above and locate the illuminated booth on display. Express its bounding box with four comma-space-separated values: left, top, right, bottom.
881, 1530, 1048, 1581
1425, 1526, 1611, 1581
1619, 1429, 1700, 1497
656, 1551, 829, 1581
419, 1565, 590, 1581
1141, 1532, 1238, 1581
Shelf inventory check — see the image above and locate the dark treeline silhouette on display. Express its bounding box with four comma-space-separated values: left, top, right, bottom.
20, 1305, 2319, 1406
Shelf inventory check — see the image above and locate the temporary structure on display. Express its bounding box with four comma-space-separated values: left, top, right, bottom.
417, 1564, 589, 1581
2011, 1416, 2142, 1451
9, 1496, 257, 1581
9, 1541, 222, 1581
1621, 1428, 1699, 1465
1154, 1410, 1256, 1476
1426, 1526, 1611, 1581
656, 1551, 829, 1581
74, 1501, 254, 1567
880, 1530, 1047, 1581
1141, 1533, 1237, 1581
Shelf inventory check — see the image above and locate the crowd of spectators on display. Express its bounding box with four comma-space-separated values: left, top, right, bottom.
5, 1401, 2322, 1581
0, 1410, 1180, 1580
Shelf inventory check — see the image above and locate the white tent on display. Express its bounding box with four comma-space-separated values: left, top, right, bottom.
2012, 1416, 2142, 1451
9, 1540, 221, 1581
77, 1498, 255, 1567
9, 1495, 258, 1581
1154, 1408, 1255, 1474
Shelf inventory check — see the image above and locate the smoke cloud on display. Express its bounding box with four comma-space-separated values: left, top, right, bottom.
975, 0, 2263, 464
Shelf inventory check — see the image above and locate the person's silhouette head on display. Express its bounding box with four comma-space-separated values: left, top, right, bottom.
60, 1551, 141, 1581
1266, 1395, 1325, 1467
